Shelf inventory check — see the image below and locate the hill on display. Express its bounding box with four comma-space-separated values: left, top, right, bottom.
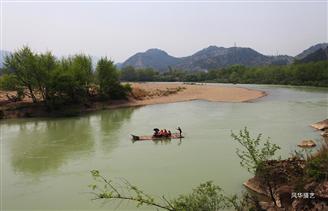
121, 46, 294, 72
296, 43, 328, 60
0, 50, 11, 68
121, 48, 180, 71
176, 46, 293, 71
298, 47, 328, 63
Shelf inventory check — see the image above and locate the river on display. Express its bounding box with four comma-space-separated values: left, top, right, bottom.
1, 84, 327, 210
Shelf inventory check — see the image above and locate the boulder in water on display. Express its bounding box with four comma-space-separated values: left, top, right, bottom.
297, 139, 316, 148
321, 130, 328, 137
311, 119, 328, 130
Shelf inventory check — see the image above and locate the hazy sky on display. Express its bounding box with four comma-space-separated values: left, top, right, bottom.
2, 1, 327, 62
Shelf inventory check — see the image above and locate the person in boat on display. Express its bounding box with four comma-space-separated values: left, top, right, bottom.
177, 127, 182, 137
163, 129, 168, 137
158, 129, 164, 136
153, 128, 160, 137
167, 130, 172, 137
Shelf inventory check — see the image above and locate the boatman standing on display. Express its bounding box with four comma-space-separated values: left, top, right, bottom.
177, 127, 182, 137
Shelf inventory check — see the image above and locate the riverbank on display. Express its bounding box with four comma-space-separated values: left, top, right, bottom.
0, 82, 266, 119
242, 125, 328, 210
127, 82, 266, 104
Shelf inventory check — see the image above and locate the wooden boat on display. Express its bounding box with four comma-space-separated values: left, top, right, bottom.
131, 133, 184, 141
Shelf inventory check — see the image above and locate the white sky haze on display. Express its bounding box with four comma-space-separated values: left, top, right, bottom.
2, 1, 327, 62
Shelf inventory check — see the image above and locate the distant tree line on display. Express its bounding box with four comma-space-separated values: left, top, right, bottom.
0, 47, 131, 108
120, 61, 328, 87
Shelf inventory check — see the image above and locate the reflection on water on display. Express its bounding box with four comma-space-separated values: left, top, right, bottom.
2, 107, 135, 176
10, 118, 94, 175
133, 138, 183, 145
99, 107, 135, 151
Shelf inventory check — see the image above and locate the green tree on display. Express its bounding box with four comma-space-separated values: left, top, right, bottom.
89, 170, 246, 211
117, 61, 328, 87
231, 127, 280, 173
2, 47, 59, 105
3, 46, 39, 102
34, 52, 57, 103
120, 66, 138, 81
138, 68, 157, 81
171, 181, 229, 211
231, 127, 281, 205
96, 57, 130, 99
0, 74, 24, 101
49, 54, 93, 104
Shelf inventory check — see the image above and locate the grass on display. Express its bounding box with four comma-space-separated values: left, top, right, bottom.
305, 139, 328, 181
131, 86, 186, 99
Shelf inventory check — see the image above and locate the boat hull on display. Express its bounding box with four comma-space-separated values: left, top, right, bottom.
131, 133, 184, 141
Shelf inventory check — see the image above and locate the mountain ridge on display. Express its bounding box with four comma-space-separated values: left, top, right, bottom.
295, 43, 328, 60
0, 50, 11, 68
298, 46, 328, 63
1, 43, 327, 71
121, 45, 295, 72
122, 48, 180, 71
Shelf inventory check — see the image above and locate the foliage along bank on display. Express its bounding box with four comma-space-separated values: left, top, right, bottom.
120, 61, 328, 87
0, 47, 131, 109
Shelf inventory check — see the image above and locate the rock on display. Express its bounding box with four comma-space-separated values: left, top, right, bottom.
298, 139, 316, 148
304, 181, 317, 191
292, 198, 328, 211
259, 201, 275, 210
315, 181, 328, 199
243, 177, 268, 195
259, 201, 270, 209
311, 119, 328, 130
276, 185, 293, 208
321, 130, 328, 137
312, 202, 328, 211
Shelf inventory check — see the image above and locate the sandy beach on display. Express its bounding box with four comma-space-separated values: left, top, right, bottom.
114, 82, 266, 108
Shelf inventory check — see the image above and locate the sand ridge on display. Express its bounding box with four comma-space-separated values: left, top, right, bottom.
121, 82, 266, 107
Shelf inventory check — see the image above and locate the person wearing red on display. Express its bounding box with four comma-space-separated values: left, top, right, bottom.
163, 129, 168, 136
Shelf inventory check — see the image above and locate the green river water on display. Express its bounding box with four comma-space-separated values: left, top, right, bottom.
1, 84, 327, 211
